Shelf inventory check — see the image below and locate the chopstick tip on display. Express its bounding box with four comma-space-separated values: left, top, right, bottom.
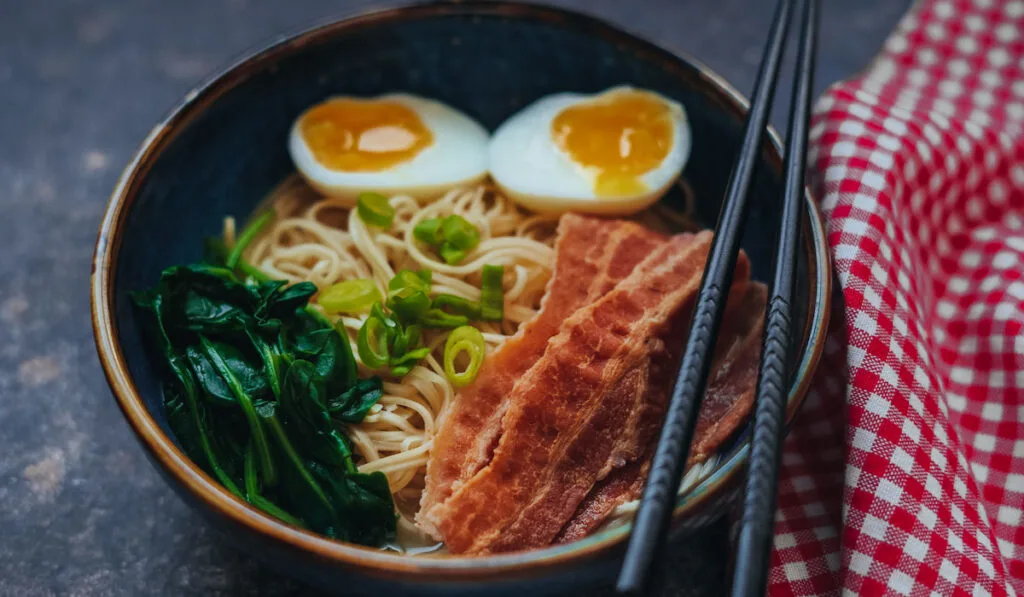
615, 577, 643, 596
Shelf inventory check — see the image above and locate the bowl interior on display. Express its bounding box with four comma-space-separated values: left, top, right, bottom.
106, 2, 814, 566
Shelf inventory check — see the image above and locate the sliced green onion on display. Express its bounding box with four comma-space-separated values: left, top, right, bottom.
443, 326, 486, 386
389, 322, 408, 358
389, 270, 431, 294
387, 287, 431, 320
432, 294, 481, 319
421, 308, 469, 329
387, 270, 432, 320
356, 192, 395, 228
402, 324, 422, 349
227, 209, 276, 270
439, 245, 467, 265
441, 215, 480, 251
370, 302, 399, 334
389, 365, 410, 378
413, 218, 444, 245
413, 216, 480, 265
357, 314, 390, 369
480, 265, 505, 322
391, 346, 431, 368
318, 279, 381, 314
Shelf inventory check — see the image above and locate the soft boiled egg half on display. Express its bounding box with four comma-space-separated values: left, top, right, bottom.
489, 86, 691, 215
289, 94, 489, 202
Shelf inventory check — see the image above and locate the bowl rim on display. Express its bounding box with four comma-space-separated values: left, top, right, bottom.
90, 0, 832, 581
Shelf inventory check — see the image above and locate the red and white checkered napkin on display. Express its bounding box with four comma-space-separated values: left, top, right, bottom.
766, 0, 1024, 594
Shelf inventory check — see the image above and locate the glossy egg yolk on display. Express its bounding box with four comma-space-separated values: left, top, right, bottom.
551, 90, 674, 197
299, 99, 434, 172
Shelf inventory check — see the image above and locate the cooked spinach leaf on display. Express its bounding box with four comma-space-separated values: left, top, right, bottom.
132, 253, 395, 546
328, 378, 384, 423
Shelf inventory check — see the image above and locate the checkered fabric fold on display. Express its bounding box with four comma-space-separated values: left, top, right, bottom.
767, 1, 1024, 595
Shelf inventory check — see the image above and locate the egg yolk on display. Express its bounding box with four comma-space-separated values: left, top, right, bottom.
551, 90, 674, 197
299, 99, 434, 172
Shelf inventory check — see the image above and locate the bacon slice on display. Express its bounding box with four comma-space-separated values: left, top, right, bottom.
427, 232, 754, 554
417, 214, 668, 535
490, 247, 756, 552
556, 282, 768, 542
492, 265, 754, 552
555, 458, 646, 543
587, 275, 754, 485
689, 282, 768, 460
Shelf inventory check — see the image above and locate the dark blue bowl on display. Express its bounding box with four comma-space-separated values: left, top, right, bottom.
91, 2, 830, 595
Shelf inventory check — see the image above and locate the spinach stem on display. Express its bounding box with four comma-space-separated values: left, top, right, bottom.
177, 359, 244, 498
200, 335, 278, 486
240, 332, 337, 516
207, 237, 270, 282
227, 209, 276, 271
237, 259, 270, 283
244, 442, 304, 527
153, 297, 243, 498
248, 329, 282, 399
336, 432, 357, 475
263, 416, 337, 516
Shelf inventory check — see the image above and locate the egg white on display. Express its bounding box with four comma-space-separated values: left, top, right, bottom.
488, 86, 691, 215
289, 94, 490, 203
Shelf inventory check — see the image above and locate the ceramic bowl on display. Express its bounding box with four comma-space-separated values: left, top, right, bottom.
91, 2, 830, 595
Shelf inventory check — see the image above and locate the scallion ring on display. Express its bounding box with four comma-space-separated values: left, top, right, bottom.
318, 279, 381, 313
357, 315, 390, 369
443, 325, 486, 386
356, 192, 395, 228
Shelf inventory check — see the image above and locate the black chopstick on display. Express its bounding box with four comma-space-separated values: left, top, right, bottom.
731, 0, 818, 595
615, 0, 798, 594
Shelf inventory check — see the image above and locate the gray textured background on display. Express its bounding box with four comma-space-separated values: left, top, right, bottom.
0, 0, 909, 595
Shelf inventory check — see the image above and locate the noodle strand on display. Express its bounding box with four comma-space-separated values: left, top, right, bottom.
245, 177, 555, 538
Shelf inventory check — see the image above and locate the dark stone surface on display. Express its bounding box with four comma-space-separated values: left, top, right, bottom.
0, 0, 907, 595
